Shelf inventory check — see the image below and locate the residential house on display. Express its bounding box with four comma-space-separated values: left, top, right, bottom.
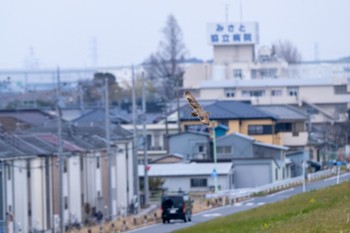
215, 132, 290, 188
168, 131, 211, 160
138, 162, 234, 193
180, 100, 280, 145
0, 110, 135, 233
256, 105, 309, 150
122, 124, 178, 163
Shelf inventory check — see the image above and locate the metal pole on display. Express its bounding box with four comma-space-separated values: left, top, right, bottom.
105, 78, 114, 219
212, 125, 218, 193
142, 72, 149, 207
131, 65, 140, 213
302, 160, 306, 192
176, 77, 181, 133
55, 67, 65, 233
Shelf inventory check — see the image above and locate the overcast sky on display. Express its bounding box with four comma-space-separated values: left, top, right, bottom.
1, 0, 349, 69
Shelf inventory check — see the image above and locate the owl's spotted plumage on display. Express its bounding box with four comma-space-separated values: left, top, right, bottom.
184, 90, 210, 125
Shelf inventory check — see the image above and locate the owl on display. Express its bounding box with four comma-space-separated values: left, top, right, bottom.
184, 90, 210, 125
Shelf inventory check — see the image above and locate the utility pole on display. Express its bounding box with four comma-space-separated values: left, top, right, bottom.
131, 65, 140, 213
79, 82, 85, 114
164, 101, 169, 154
142, 72, 149, 207
176, 76, 181, 133
104, 78, 114, 219
55, 67, 65, 233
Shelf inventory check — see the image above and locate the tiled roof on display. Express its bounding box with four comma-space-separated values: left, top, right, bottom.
256, 105, 308, 120
180, 100, 274, 121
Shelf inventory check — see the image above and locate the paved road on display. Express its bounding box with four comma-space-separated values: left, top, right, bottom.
127, 172, 350, 233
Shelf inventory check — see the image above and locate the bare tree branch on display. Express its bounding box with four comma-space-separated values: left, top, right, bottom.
143, 14, 187, 101
272, 40, 302, 64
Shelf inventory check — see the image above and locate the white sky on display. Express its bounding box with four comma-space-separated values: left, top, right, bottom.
0, 0, 349, 69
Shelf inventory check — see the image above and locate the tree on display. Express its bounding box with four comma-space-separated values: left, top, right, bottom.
144, 14, 187, 102
79, 72, 126, 105
272, 40, 302, 64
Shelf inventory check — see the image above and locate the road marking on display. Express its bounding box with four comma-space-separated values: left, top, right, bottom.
267, 188, 294, 197
233, 203, 242, 206
245, 202, 254, 206
202, 213, 222, 218
257, 202, 265, 206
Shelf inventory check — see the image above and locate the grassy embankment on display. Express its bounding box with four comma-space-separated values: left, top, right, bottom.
175, 181, 350, 233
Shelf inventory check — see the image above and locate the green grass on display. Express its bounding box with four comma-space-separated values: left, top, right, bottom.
174, 181, 350, 233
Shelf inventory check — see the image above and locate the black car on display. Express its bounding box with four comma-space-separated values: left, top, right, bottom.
161, 193, 192, 223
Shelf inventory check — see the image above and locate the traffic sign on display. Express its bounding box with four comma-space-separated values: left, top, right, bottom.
211, 168, 217, 177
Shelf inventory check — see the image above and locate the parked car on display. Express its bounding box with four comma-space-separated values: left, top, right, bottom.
161, 193, 192, 223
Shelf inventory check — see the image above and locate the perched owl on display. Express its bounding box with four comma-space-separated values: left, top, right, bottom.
184, 90, 210, 125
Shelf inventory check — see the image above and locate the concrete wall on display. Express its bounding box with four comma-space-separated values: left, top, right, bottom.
161, 175, 231, 193
213, 45, 254, 64
12, 160, 29, 233
68, 156, 82, 224
233, 160, 272, 188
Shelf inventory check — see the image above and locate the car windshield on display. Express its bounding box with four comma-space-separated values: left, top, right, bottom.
162, 196, 184, 208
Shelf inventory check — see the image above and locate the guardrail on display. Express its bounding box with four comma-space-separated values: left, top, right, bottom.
307, 169, 333, 181
206, 175, 304, 201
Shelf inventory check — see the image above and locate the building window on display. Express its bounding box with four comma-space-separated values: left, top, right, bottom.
225, 88, 235, 98
334, 85, 347, 94
197, 144, 206, 153
218, 120, 229, 127
80, 157, 84, 171
275, 169, 278, 180
248, 125, 273, 135
147, 135, 152, 150
233, 69, 242, 79
241, 90, 266, 97
63, 159, 67, 173
276, 123, 292, 132
64, 196, 68, 209
288, 87, 298, 96
7, 167, 11, 180
217, 146, 232, 154
190, 178, 207, 187
28, 203, 32, 217
251, 68, 277, 79
336, 103, 347, 114
96, 157, 100, 169
271, 89, 282, 96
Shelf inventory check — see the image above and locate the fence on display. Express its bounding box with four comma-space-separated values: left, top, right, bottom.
307, 169, 333, 181
206, 175, 304, 200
